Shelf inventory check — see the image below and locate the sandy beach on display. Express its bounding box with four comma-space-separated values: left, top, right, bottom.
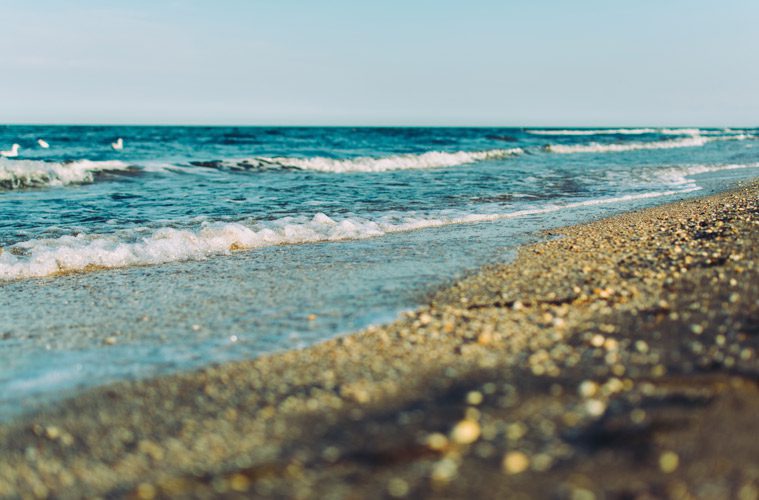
0, 180, 756, 499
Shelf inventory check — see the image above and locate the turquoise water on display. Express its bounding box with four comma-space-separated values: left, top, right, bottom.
1, 126, 757, 419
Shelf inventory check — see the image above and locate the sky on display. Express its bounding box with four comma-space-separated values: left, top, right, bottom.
1, 0, 758, 126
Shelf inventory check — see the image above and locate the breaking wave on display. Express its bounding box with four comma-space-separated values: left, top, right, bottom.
527, 128, 703, 136
0, 158, 132, 190
544, 136, 710, 154
655, 162, 759, 188
194, 148, 524, 173
0, 188, 702, 281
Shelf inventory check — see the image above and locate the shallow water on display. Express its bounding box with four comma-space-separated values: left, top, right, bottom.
1, 126, 757, 419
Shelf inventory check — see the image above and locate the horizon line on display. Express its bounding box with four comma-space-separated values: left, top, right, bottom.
2, 123, 756, 129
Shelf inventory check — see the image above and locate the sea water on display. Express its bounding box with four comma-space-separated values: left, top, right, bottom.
1, 126, 757, 418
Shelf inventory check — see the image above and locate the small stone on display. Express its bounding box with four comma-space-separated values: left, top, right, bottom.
103, 336, 117, 345
477, 331, 494, 345
603, 378, 624, 394
322, 446, 340, 462
502, 451, 530, 474
466, 391, 483, 405
136, 483, 157, 500
450, 419, 481, 445
611, 364, 626, 376
578, 380, 599, 398
659, 451, 679, 473
630, 409, 646, 424
61, 433, 75, 447
307, 314, 317, 321
531, 453, 553, 471
585, 399, 606, 417
387, 478, 410, 498
431, 457, 458, 483
571, 488, 596, 500
229, 473, 250, 492
425, 433, 449, 451
464, 407, 480, 421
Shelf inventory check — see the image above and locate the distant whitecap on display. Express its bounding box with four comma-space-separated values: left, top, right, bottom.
205, 148, 524, 173
545, 136, 709, 154
111, 138, 124, 151
0, 144, 20, 158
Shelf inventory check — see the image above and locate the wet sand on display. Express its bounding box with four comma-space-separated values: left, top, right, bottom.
0, 181, 757, 499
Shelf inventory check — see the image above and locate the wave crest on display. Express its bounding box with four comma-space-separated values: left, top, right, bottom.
0, 158, 132, 190
545, 136, 710, 154
527, 128, 710, 136
0, 185, 710, 281
198, 148, 523, 173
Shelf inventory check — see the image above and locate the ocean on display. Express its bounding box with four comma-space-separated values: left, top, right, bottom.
1, 125, 757, 419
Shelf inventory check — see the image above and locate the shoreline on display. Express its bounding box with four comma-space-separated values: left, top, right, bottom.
1, 180, 757, 498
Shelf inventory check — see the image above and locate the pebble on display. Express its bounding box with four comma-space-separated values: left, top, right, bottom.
136, 483, 157, 499
450, 419, 481, 445
425, 433, 449, 451
387, 478, 410, 497
502, 451, 530, 474
578, 380, 599, 398
431, 458, 458, 483
229, 473, 250, 492
466, 391, 483, 405
585, 399, 606, 417
590, 334, 605, 347
659, 451, 680, 473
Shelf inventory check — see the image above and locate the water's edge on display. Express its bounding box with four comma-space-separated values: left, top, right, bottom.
3, 177, 753, 423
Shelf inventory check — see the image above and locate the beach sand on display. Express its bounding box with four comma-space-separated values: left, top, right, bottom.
0, 181, 757, 499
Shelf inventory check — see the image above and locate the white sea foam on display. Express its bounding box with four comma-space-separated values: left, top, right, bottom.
0, 158, 132, 190
0, 186, 708, 281
526, 128, 714, 136
528, 127, 759, 137
545, 136, 710, 154
656, 162, 759, 187
528, 128, 660, 136
226, 148, 524, 173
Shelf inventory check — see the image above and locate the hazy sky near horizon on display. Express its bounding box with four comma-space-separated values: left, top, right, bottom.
2, 0, 758, 126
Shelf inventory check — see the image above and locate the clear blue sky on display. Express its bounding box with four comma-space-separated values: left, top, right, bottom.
2, 0, 757, 126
